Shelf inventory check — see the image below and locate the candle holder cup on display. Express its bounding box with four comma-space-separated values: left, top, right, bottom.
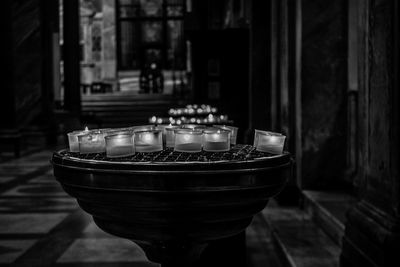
103, 129, 133, 139
213, 125, 238, 145
130, 125, 157, 132
174, 129, 203, 153
254, 130, 286, 154
203, 128, 231, 152
134, 130, 163, 153
164, 126, 181, 148
181, 124, 206, 131
78, 130, 106, 154
105, 133, 135, 158
67, 129, 90, 152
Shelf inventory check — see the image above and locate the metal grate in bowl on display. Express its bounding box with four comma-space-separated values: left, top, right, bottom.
60, 145, 276, 163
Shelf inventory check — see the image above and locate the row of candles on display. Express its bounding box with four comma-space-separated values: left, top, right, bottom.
67, 124, 286, 158
168, 104, 217, 116
149, 114, 229, 125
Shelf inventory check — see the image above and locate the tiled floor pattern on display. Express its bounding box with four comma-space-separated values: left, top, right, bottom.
0, 149, 281, 266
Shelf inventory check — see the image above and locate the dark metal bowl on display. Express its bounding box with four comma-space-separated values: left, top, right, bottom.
51, 146, 292, 266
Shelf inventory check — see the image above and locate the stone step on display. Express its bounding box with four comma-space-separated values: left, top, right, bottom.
303, 190, 357, 246
260, 201, 341, 267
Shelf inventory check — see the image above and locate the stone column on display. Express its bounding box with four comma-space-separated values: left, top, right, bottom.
63, 0, 81, 114
0, 0, 17, 129
101, 0, 117, 88
341, 0, 400, 266
247, 0, 274, 138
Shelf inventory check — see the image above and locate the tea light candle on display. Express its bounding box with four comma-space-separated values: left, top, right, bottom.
105, 133, 135, 158
67, 127, 90, 152
155, 124, 170, 132
78, 130, 106, 154
181, 124, 206, 131
203, 128, 231, 152
174, 129, 203, 153
104, 127, 130, 133
130, 125, 157, 132
103, 129, 133, 139
213, 125, 238, 145
134, 130, 163, 152
254, 130, 286, 154
155, 124, 172, 147
163, 125, 180, 148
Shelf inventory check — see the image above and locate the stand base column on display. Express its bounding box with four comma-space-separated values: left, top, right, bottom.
197, 231, 246, 267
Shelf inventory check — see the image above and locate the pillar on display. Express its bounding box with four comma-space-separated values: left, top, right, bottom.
63, 0, 81, 114
341, 0, 400, 266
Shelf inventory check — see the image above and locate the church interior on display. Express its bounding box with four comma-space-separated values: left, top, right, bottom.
0, 0, 399, 266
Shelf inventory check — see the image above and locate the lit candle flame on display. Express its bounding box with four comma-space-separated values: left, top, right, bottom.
182, 134, 191, 142
269, 136, 278, 142
142, 133, 153, 143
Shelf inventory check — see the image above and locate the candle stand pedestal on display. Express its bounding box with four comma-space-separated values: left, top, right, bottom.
51, 145, 292, 266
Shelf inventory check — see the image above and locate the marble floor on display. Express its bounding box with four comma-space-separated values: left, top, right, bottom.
0, 149, 283, 267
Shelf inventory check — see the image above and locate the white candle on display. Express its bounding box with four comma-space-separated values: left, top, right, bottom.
67, 127, 89, 152
254, 130, 286, 154
103, 129, 132, 141
105, 134, 135, 158
181, 124, 206, 131
156, 124, 169, 148
155, 124, 177, 147
203, 129, 230, 152
164, 125, 180, 148
134, 130, 163, 153
78, 130, 106, 154
129, 125, 157, 132
174, 129, 203, 152
213, 125, 238, 145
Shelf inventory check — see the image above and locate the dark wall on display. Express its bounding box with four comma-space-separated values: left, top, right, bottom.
248, 0, 272, 135
14, 0, 43, 125
301, 0, 347, 189
0, 0, 17, 128
0, 0, 44, 129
